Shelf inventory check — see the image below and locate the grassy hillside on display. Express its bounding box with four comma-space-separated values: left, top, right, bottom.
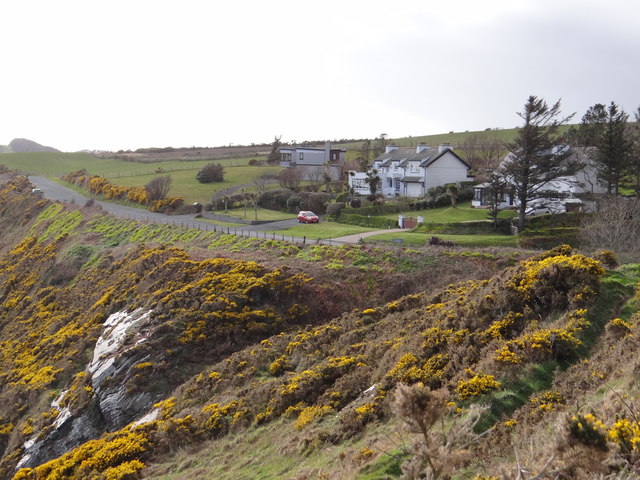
0, 175, 521, 478
2, 163, 640, 478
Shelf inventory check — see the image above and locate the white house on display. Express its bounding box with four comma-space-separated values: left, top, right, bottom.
279, 142, 345, 181
349, 144, 472, 197
471, 147, 607, 213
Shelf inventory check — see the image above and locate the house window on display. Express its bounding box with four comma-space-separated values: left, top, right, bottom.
394, 179, 400, 190
473, 188, 483, 202
281, 153, 292, 162
331, 152, 338, 161
410, 163, 419, 173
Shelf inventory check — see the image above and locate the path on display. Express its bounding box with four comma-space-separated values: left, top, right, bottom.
331, 228, 406, 244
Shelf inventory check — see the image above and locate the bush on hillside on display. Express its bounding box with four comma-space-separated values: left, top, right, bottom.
196, 163, 224, 183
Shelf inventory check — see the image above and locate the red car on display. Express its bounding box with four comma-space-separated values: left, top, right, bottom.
297, 211, 319, 223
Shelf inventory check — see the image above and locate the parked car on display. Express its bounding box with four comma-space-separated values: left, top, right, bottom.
524, 198, 565, 216
297, 211, 319, 223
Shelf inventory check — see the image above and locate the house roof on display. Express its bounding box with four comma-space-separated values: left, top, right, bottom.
373, 146, 471, 170
400, 176, 424, 183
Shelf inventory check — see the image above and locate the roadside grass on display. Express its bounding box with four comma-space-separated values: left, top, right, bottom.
364, 231, 519, 248
266, 222, 377, 240
111, 165, 281, 204
219, 206, 294, 221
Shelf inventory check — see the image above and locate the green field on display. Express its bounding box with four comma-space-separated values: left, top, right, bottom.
112, 165, 281, 204
0, 151, 261, 176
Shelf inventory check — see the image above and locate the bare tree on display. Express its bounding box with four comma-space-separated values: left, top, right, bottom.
579, 196, 640, 262
307, 168, 324, 192
278, 167, 304, 190
459, 132, 505, 170
484, 172, 509, 231
145, 175, 172, 201
393, 383, 486, 480
252, 172, 275, 193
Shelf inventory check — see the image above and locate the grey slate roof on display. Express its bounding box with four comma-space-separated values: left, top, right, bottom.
373, 147, 470, 170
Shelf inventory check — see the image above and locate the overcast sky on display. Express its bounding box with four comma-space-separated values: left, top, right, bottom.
1, 0, 638, 152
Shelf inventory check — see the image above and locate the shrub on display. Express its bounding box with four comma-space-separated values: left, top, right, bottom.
325, 202, 344, 218
145, 175, 172, 201
256, 189, 294, 211
196, 163, 225, 183
335, 192, 349, 203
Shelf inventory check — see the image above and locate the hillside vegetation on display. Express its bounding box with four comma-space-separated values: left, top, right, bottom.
0, 175, 639, 479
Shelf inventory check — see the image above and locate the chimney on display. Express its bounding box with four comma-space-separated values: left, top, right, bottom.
416, 143, 429, 154
438, 143, 452, 153
385, 145, 399, 154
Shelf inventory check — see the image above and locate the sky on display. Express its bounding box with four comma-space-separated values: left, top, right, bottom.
1, 0, 639, 152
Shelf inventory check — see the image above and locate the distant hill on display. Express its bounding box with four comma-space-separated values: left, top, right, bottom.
7, 138, 59, 153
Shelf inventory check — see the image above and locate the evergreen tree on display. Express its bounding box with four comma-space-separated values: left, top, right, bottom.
267, 135, 283, 164
575, 102, 631, 194
501, 95, 575, 231
628, 107, 640, 195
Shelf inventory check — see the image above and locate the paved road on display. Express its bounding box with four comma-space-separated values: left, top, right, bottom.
27, 177, 403, 245
27, 177, 328, 241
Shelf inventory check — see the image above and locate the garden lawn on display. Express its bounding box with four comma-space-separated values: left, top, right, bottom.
363, 231, 519, 248
378, 203, 517, 223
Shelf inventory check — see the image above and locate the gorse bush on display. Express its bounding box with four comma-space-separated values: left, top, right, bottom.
62, 170, 184, 212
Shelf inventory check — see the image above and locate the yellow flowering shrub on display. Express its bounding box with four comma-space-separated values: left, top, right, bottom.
456, 369, 501, 400
388, 353, 448, 387
608, 417, 640, 454
568, 413, 608, 450
294, 405, 333, 429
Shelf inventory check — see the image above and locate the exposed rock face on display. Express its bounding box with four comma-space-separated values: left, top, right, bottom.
17, 309, 161, 469
88, 309, 157, 430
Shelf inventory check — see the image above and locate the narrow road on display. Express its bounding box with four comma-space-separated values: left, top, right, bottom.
27, 177, 330, 242
27, 177, 404, 245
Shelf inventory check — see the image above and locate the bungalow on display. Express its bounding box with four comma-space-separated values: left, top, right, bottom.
471, 146, 606, 213
279, 142, 346, 181
349, 144, 472, 197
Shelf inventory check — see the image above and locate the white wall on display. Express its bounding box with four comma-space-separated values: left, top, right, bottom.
424, 152, 469, 190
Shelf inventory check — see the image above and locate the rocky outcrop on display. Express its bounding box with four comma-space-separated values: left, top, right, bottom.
16, 309, 162, 469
